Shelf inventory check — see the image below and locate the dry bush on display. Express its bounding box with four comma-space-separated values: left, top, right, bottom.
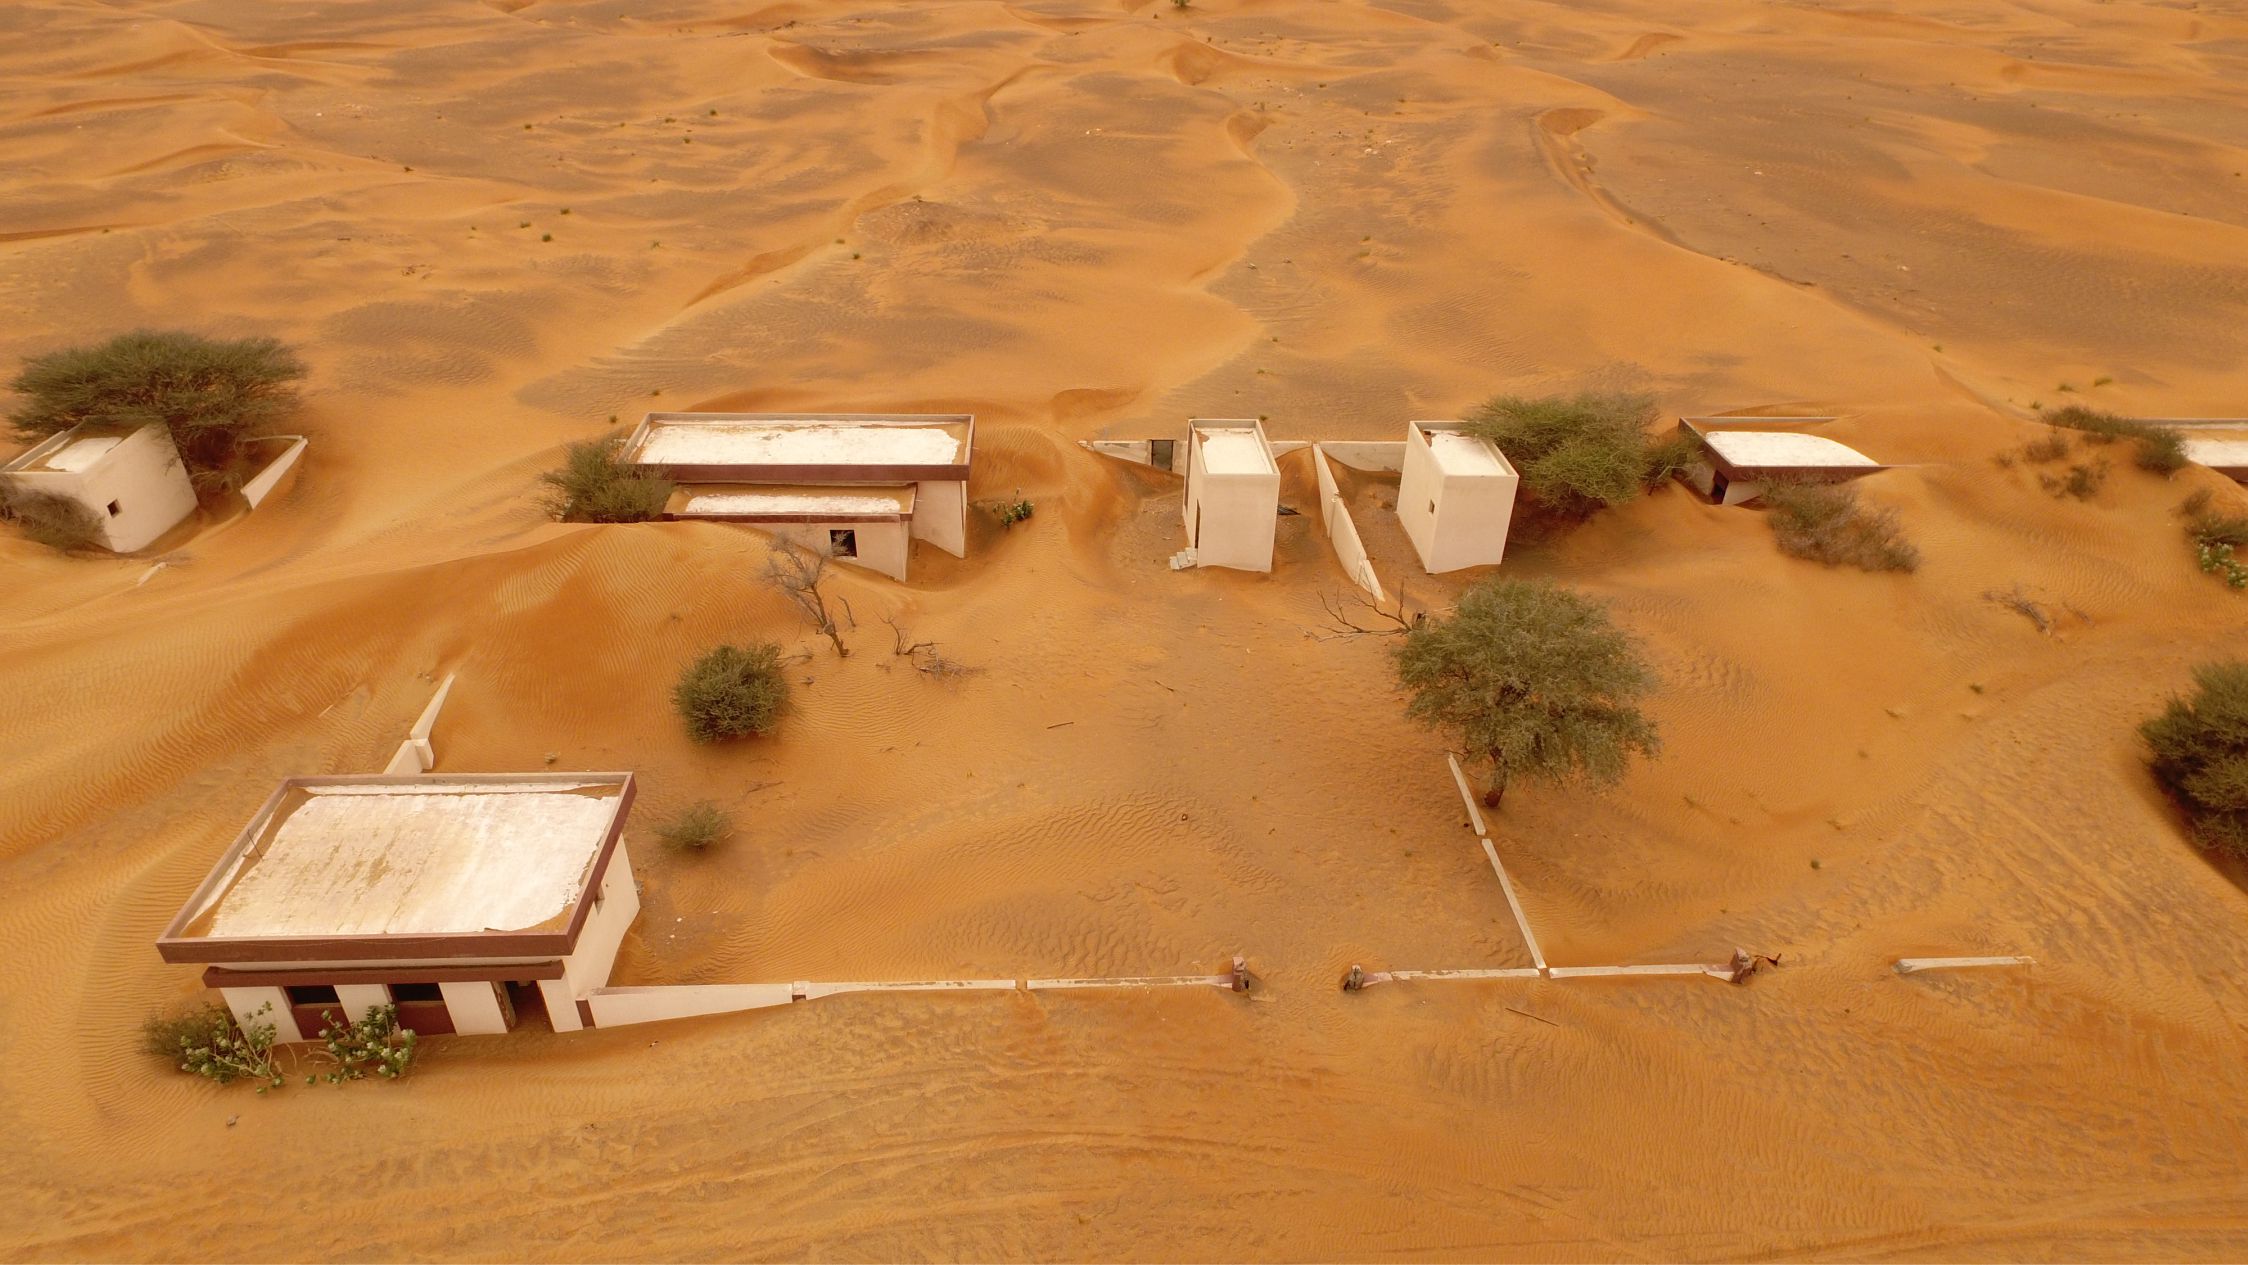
2038, 459, 2108, 501
1640, 430, 1705, 490
656, 800, 733, 852
2020, 432, 2074, 464
1, 484, 103, 552
2141, 661, 2248, 856
2045, 405, 2186, 475
1762, 482, 1919, 573
672, 642, 789, 742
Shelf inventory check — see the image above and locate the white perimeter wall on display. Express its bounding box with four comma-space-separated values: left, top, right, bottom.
1311, 447, 1384, 602
1184, 436, 1278, 572
909, 478, 967, 557
765, 521, 910, 581
7, 424, 196, 552
586, 984, 797, 1027
1399, 425, 1518, 572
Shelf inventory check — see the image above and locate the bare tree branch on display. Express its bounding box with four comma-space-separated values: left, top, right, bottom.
763, 543, 849, 657
1310, 584, 1426, 641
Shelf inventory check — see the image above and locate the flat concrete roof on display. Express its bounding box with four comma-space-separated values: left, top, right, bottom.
666, 482, 916, 520
1195, 425, 1276, 476
1702, 430, 1877, 470
170, 776, 631, 945
2182, 436, 2248, 472
624, 413, 971, 471
4, 422, 150, 474
1421, 427, 1512, 478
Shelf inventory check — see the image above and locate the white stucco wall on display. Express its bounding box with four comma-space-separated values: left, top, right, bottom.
1311, 447, 1384, 602
560, 842, 639, 1000
764, 521, 910, 581
4, 423, 196, 552
439, 980, 510, 1035
219, 985, 303, 1045
585, 984, 797, 1028
1184, 427, 1279, 572
909, 478, 967, 557
1398, 423, 1519, 573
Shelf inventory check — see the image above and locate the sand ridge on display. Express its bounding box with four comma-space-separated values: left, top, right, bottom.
3, 0, 2248, 1259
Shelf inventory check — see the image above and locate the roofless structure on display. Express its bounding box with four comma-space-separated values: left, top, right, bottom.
621, 412, 973, 580
158, 773, 640, 1042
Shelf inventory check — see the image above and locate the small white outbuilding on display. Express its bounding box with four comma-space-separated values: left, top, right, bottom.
1680, 419, 1881, 505
1397, 421, 1520, 573
2, 421, 197, 551
1182, 419, 1280, 572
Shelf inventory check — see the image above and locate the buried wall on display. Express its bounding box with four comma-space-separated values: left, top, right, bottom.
1311, 446, 1385, 602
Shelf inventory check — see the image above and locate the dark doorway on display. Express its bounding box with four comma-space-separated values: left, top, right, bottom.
1149, 438, 1175, 471
828, 529, 857, 557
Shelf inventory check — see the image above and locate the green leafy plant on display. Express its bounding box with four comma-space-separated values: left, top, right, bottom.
1394, 578, 1660, 808
1462, 390, 1663, 520
7, 330, 306, 498
673, 642, 790, 742
1, 484, 103, 552
2141, 661, 2248, 855
995, 494, 1034, 528
1762, 481, 1919, 573
150, 1001, 286, 1091
311, 1005, 416, 1083
539, 435, 673, 522
2044, 405, 2186, 475
657, 800, 734, 851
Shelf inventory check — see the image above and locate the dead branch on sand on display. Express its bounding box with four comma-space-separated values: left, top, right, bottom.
764, 543, 848, 657
1312, 586, 1426, 640
880, 616, 979, 679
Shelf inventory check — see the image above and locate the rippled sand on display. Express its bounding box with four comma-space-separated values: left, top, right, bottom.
4, 0, 2248, 1259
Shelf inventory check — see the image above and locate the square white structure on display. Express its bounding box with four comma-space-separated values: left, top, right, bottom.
1183, 419, 1280, 572
1398, 421, 1520, 573
2, 421, 197, 552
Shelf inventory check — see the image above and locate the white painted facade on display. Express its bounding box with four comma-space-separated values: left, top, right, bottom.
1398, 421, 1520, 573
763, 521, 912, 582
1182, 420, 1280, 572
2, 422, 197, 552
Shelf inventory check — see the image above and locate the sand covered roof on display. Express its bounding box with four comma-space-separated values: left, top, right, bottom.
627, 413, 971, 470
1195, 426, 1276, 475
666, 483, 916, 519
1702, 430, 1879, 470
170, 776, 630, 946
4, 422, 149, 474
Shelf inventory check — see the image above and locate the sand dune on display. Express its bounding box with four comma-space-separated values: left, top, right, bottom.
4, 0, 2248, 1259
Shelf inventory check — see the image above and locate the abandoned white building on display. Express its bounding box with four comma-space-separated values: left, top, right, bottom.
157, 773, 640, 1042
1397, 421, 1521, 573
1181, 419, 1281, 572
2, 421, 196, 552
1677, 418, 1882, 505
620, 412, 973, 581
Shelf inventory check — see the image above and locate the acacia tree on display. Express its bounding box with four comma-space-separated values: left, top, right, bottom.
2141, 660, 2248, 856
8, 330, 306, 497
1462, 390, 1663, 519
1394, 578, 1660, 808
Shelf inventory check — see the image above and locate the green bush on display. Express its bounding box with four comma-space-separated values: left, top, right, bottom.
1, 484, 103, 552
1462, 390, 1661, 518
539, 435, 673, 522
1763, 482, 1919, 573
673, 642, 790, 742
657, 800, 734, 851
2183, 490, 2248, 550
2141, 661, 2248, 856
996, 494, 1034, 528
1640, 430, 1705, 490
7, 330, 306, 497
311, 1004, 416, 1083
1394, 578, 1660, 808
2045, 405, 2186, 475
148, 1001, 285, 1090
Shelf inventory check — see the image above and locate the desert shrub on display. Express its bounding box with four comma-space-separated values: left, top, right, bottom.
2020, 432, 2074, 464
1, 483, 103, 552
2140, 661, 2248, 856
539, 435, 672, 522
657, 800, 734, 851
673, 642, 790, 742
995, 494, 1034, 528
2183, 492, 2248, 550
311, 1005, 416, 1083
1462, 390, 1662, 518
2045, 405, 2186, 474
2038, 459, 2108, 501
1762, 481, 1919, 573
7, 330, 305, 497
150, 1001, 286, 1090
1640, 430, 1705, 490
1394, 578, 1660, 808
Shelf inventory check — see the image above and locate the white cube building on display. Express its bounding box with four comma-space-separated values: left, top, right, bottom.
2, 421, 196, 552
620, 412, 974, 581
1182, 419, 1280, 572
158, 773, 641, 1041
1398, 421, 1520, 573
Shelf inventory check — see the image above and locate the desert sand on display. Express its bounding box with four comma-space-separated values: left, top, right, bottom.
4, 0, 2248, 1259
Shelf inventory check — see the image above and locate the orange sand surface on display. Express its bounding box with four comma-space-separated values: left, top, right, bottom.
4, 0, 2248, 1259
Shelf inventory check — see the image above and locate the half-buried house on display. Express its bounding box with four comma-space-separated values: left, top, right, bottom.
621, 412, 974, 581
1678, 417, 1883, 505
2, 421, 197, 552
157, 773, 639, 1042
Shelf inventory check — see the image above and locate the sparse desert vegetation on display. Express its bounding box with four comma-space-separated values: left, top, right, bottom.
539, 435, 673, 522
2142, 661, 2248, 856
657, 799, 735, 851
0, 483, 103, 552
1762, 481, 1920, 572
673, 642, 790, 742
2044, 404, 2187, 475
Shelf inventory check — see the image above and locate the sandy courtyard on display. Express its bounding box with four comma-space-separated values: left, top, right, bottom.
4, 0, 2248, 1259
